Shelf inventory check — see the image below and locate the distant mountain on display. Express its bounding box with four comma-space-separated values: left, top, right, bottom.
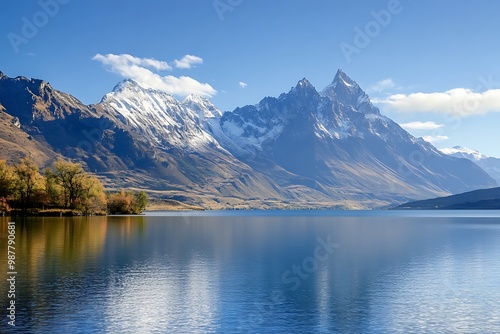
0, 69, 496, 208
212, 70, 495, 205
394, 186, 500, 210
441, 146, 500, 185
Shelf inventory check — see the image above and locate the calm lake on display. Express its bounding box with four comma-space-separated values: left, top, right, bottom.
1, 211, 500, 333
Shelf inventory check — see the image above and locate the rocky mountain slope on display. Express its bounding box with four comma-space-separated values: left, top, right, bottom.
0, 70, 495, 208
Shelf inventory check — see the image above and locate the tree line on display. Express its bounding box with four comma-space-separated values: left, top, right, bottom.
0, 158, 148, 215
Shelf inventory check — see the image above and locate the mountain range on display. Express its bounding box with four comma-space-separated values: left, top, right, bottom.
0, 69, 495, 209
441, 146, 500, 185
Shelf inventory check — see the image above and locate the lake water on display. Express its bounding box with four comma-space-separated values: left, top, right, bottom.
1, 211, 500, 333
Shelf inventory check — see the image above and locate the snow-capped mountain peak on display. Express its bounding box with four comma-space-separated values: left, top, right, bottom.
334, 68, 357, 88
321, 69, 379, 115
103, 79, 177, 102
441, 146, 500, 185
285, 78, 318, 100
296, 77, 314, 89
321, 69, 359, 96
440, 146, 488, 161
113, 78, 142, 91
98, 80, 222, 150
182, 94, 223, 119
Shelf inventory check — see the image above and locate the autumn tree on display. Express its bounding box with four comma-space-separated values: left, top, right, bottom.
78, 175, 107, 215
12, 158, 43, 210
107, 190, 148, 214
107, 190, 131, 214
0, 160, 13, 214
0, 160, 15, 199
1, 158, 143, 215
44, 168, 63, 207
134, 191, 148, 213
48, 160, 107, 213
52, 160, 88, 209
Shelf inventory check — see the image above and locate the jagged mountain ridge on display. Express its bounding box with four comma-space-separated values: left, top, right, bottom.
322, 69, 378, 115
95, 80, 222, 150
0, 69, 495, 208
214, 70, 495, 203
0, 72, 290, 208
92, 79, 288, 202
0, 72, 152, 173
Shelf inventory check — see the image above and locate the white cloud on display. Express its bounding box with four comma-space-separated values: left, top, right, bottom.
173, 54, 203, 69
93, 53, 171, 71
377, 88, 500, 116
368, 78, 396, 93
440, 146, 486, 159
93, 53, 216, 98
141, 58, 171, 71
439, 147, 458, 155
400, 121, 444, 131
422, 135, 449, 143
239, 82, 247, 88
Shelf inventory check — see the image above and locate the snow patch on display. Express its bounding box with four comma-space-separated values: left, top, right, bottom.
440, 146, 488, 161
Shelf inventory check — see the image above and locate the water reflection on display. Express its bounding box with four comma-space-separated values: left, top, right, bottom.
367, 228, 500, 333
0, 214, 500, 333
104, 256, 219, 333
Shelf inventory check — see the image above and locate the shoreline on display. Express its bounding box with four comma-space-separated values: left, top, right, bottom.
145, 199, 205, 211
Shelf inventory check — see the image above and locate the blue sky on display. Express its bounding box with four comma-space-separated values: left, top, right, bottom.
2, 0, 500, 156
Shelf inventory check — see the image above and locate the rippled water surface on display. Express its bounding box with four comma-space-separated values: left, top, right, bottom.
1, 211, 500, 333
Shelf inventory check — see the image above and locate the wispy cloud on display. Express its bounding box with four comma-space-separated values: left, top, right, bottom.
93, 53, 171, 71
400, 121, 444, 131
422, 135, 449, 143
173, 54, 203, 69
376, 88, 500, 116
368, 78, 396, 93
93, 53, 216, 98
239, 81, 247, 88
